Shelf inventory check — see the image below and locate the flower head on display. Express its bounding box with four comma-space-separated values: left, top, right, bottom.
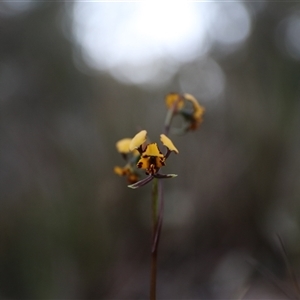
165, 92, 205, 132
137, 143, 166, 175
114, 136, 141, 184
126, 130, 179, 188
114, 165, 139, 184
130, 130, 178, 176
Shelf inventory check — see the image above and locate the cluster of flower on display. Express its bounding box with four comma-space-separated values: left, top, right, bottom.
114, 93, 205, 188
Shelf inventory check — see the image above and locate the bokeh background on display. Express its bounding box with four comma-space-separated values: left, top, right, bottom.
1, 1, 300, 299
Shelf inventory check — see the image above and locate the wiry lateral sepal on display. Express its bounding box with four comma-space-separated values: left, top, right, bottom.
128, 175, 154, 189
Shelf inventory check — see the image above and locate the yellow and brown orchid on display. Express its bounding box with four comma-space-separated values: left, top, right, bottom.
114, 137, 140, 184
127, 130, 179, 188
165, 92, 205, 132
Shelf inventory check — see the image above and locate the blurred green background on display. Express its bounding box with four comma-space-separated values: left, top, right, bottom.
1, 1, 300, 299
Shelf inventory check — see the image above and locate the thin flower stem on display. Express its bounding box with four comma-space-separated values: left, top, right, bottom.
150, 101, 177, 300
150, 178, 159, 300
277, 234, 300, 296
164, 103, 176, 136
164, 108, 174, 136
152, 180, 164, 253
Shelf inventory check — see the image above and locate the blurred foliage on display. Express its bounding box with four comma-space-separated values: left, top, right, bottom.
1, 1, 300, 299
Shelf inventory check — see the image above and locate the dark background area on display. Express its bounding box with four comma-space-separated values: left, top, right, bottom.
1, 2, 300, 299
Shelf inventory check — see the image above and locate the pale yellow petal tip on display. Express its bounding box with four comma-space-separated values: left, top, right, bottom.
129, 130, 147, 151
127, 183, 139, 189
183, 93, 198, 103
169, 174, 178, 178
116, 138, 132, 153
184, 93, 205, 110
160, 134, 179, 154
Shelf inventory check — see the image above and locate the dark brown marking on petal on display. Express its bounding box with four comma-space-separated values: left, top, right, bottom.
149, 164, 155, 174
137, 145, 144, 155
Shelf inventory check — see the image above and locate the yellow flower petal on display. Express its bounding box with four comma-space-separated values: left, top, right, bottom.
183, 93, 205, 129
127, 173, 139, 184
136, 143, 165, 174
154, 156, 166, 169
137, 155, 165, 174
137, 157, 150, 170
160, 134, 179, 154
165, 93, 184, 110
114, 166, 139, 183
116, 138, 132, 153
142, 143, 164, 157
183, 93, 205, 115
183, 93, 199, 106
194, 105, 205, 118
129, 130, 147, 151
114, 166, 126, 176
